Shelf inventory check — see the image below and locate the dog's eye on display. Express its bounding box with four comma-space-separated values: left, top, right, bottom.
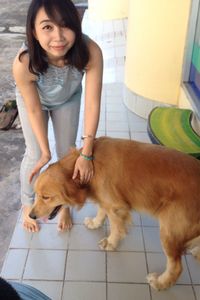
42, 196, 50, 200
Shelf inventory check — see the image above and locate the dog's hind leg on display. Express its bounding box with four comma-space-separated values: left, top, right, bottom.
187, 235, 200, 261
99, 206, 131, 251
147, 227, 183, 290
147, 255, 182, 290
84, 206, 106, 229
190, 247, 200, 260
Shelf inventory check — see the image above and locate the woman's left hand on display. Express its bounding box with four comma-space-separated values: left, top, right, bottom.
72, 156, 94, 184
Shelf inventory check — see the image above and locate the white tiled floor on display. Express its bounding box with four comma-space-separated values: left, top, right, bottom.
1, 10, 200, 300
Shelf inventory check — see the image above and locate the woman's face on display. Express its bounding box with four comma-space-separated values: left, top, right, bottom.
34, 7, 76, 64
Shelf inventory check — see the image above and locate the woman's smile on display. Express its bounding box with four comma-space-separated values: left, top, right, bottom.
51, 45, 66, 50
50, 44, 67, 52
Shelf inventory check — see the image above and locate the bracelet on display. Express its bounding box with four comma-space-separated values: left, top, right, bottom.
80, 152, 94, 161
81, 134, 94, 140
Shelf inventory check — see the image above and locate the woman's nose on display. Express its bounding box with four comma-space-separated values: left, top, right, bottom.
54, 27, 64, 40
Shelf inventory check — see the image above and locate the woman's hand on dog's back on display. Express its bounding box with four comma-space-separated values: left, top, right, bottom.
72, 156, 94, 184
29, 152, 51, 183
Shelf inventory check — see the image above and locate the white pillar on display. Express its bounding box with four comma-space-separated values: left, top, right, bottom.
88, 0, 129, 20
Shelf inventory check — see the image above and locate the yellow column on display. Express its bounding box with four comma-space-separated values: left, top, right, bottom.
88, 0, 128, 20
125, 0, 191, 105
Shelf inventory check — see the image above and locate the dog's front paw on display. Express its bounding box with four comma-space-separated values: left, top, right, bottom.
84, 217, 101, 229
98, 238, 115, 251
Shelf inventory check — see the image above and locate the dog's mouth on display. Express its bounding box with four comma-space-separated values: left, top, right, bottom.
48, 205, 62, 220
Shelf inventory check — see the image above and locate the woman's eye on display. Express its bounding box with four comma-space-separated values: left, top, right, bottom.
43, 25, 52, 31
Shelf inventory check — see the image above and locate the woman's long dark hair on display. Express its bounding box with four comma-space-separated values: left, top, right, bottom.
19, 0, 90, 75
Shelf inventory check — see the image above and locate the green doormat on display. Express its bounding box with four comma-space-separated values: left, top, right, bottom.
147, 107, 200, 159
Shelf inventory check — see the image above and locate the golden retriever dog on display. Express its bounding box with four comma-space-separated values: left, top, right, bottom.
29, 137, 200, 290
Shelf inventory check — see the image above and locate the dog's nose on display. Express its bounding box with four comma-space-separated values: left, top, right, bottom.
29, 212, 37, 220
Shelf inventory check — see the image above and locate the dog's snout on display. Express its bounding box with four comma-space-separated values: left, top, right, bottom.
29, 212, 37, 220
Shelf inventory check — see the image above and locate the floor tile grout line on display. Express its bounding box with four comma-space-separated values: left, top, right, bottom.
7, 248, 167, 254
184, 254, 198, 300
5, 247, 170, 253
60, 250, 68, 300
105, 253, 108, 300
12, 277, 200, 286
140, 222, 153, 300
105, 226, 108, 300
21, 247, 30, 283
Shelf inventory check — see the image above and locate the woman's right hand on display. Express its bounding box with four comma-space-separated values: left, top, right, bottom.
29, 152, 51, 183
13, 52, 51, 185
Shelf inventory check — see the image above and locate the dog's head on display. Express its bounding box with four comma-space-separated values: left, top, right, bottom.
29, 160, 88, 220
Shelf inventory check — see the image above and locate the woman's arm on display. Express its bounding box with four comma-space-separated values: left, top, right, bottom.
73, 39, 103, 183
82, 38, 103, 155
13, 53, 51, 181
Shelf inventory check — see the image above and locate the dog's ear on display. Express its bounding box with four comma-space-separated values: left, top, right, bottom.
62, 177, 88, 207
72, 176, 81, 187
72, 176, 89, 189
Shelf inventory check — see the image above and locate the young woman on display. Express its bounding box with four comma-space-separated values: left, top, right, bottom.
13, 0, 103, 233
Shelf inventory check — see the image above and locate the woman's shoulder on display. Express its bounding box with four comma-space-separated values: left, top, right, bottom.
13, 51, 37, 83
84, 34, 102, 54
13, 42, 28, 65
85, 38, 103, 70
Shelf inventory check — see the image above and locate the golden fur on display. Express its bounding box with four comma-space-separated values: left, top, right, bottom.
30, 137, 200, 290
